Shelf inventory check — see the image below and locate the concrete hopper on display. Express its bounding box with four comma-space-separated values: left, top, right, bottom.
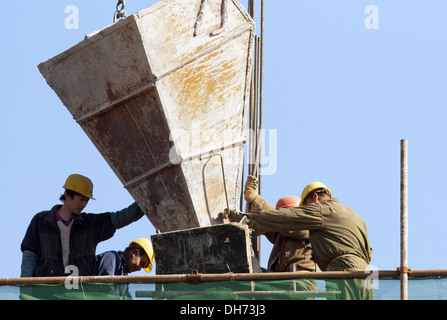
38, 0, 255, 232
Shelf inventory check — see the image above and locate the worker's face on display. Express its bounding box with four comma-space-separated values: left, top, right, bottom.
65, 192, 89, 215
305, 192, 330, 206
126, 250, 150, 273
304, 192, 317, 206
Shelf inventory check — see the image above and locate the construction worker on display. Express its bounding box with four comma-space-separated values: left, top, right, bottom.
243, 176, 316, 272
20, 174, 146, 277
227, 179, 372, 272
96, 238, 155, 275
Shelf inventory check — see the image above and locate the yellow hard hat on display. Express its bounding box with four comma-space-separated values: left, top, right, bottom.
63, 174, 95, 200
129, 238, 155, 273
299, 182, 332, 207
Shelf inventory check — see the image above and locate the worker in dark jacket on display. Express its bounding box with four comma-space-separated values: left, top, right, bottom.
20, 174, 145, 277
96, 238, 155, 275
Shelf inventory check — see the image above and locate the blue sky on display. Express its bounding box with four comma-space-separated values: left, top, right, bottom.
1, 0, 447, 278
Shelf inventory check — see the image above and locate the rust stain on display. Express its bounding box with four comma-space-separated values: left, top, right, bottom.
173, 50, 240, 120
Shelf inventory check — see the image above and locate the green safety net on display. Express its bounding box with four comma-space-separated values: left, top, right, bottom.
1, 277, 447, 300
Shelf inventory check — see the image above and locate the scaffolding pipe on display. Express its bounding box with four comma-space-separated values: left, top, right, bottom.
257, 0, 264, 194
400, 139, 409, 300
2, 270, 447, 286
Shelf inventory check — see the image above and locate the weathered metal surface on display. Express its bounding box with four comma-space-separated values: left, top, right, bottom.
151, 224, 253, 274
38, 0, 255, 232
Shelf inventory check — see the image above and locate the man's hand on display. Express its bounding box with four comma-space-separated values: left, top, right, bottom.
220, 208, 244, 223
244, 175, 259, 203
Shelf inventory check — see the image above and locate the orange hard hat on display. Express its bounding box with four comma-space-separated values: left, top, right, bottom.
275, 196, 301, 209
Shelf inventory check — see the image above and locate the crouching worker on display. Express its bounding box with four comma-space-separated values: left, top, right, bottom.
96, 238, 155, 275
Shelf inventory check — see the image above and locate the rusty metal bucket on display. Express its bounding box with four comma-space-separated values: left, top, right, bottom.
38, 0, 255, 232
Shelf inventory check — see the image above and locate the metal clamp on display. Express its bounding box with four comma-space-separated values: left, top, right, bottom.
113, 0, 127, 23
187, 270, 202, 284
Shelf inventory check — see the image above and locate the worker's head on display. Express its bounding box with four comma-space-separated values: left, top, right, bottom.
300, 182, 332, 207
275, 196, 301, 209
59, 174, 95, 214
124, 238, 155, 274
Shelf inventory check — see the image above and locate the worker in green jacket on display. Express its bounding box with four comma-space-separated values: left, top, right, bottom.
227, 180, 372, 272
229, 179, 374, 300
